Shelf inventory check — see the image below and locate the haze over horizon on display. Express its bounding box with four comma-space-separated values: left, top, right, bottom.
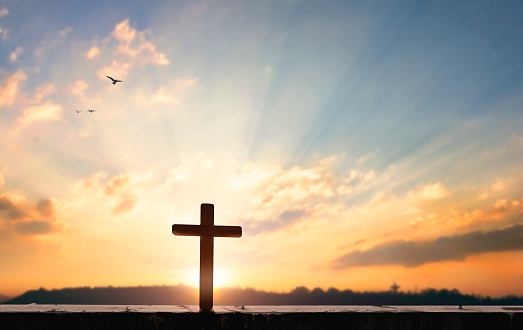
1, 1, 523, 298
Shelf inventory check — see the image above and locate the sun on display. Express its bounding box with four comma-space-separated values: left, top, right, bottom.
185, 268, 231, 289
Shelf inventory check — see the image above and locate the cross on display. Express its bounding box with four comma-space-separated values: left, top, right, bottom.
172, 203, 242, 311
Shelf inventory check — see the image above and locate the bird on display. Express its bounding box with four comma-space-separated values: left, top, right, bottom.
106, 75, 122, 85
75, 110, 81, 113
87, 110, 95, 113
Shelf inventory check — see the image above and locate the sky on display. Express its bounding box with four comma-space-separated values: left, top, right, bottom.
1, 0, 523, 299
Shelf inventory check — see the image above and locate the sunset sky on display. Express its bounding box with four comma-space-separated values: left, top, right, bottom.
1, 0, 523, 299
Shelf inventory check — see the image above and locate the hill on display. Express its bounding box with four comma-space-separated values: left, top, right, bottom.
3, 285, 523, 305
0, 294, 13, 303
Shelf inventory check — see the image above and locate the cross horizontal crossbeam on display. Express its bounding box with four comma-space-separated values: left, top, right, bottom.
172, 224, 242, 237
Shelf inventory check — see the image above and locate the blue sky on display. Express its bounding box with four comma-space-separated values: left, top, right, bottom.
1, 0, 523, 297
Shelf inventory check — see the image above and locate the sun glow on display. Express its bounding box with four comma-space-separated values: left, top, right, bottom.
184, 268, 231, 289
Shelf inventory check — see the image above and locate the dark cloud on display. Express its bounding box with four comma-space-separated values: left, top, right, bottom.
0, 196, 58, 236
13, 220, 54, 236
279, 209, 308, 223
332, 225, 523, 269
243, 208, 310, 234
0, 197, 26, 220
36, 199, 55, 217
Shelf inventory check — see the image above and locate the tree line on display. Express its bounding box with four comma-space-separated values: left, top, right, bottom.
3, 285, 523, 305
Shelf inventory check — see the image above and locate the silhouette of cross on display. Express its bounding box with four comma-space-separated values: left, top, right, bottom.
172, 203, 242, 311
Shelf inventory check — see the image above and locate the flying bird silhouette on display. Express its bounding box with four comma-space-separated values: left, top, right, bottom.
87, 110, 95, 113
106, 75, 122, 85
75, 110, 80, 113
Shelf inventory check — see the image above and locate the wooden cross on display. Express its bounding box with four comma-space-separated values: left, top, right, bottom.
172, 203, 242, 311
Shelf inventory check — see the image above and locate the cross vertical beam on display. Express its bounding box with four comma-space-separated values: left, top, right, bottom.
172, 203, 242, 311
200, 203, 214, 310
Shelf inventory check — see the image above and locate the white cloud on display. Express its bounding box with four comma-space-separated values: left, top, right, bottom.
15, 102, 63, 132
166, 165, 188, 186
0, 7, 8, 17
137, 78, 197, 110
369, 192, 394, 205
230, 162, 280, 188
0, 26, 8, 41
73, 171, 152, 215
86, 46, 101, 59
478, 192, 489, 200
446, 197, 523, 227
231, 157, 383, 233
408, 182, 449, 200
68, 80, 88, 97
58, 27, 72, 38
152, 87, 180, 105
233, 158, 380, 210
96, 19, 169, 79
31, 83, 57, 104
357, 148, 380, 164
491, 180, 507, 192
0, 71, 26, 107
399, 207, 422, 216
98, 60, 131, 81
337, 185, 353, 195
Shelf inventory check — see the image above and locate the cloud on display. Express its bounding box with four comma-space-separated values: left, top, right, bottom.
338, 239, 367, 250
340, 169, 376, 190
357, 148, 379, 164
0, 8, 8, 41
399, 208, 422, 216
68, 80, 88, 97
229, 162, 280, 188
36, 199, 56, 217
97, 19, 169, 79
243, 208, 311, 234
369, 192, 394, 205
244, 161, 348, 207
0, 26, 7, 41
0, 194, 58, 236
165, 165, 187, 186
491, 180, 508, 192
9, 46, 23, 63
332, 225, 523, 269
151, 87, 180, 105
448, 198, 522, 226
0, 71, 27, 107
31, 83, 57, 104
136, 78, 197, 110
113, 19, 169, 65
112, 195, 138, 215
232, 156, 382, 235
13, 220, 54, 236
86, 46, 101, 59
0, 196, 27, 220
408, 182, 449, 200
104, 173, 135, 196
98, 61, 131, 81
478, 192, 489, 200
58, 27, 72, 38
15, 102, 63, 131
76, 171, 150, 215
